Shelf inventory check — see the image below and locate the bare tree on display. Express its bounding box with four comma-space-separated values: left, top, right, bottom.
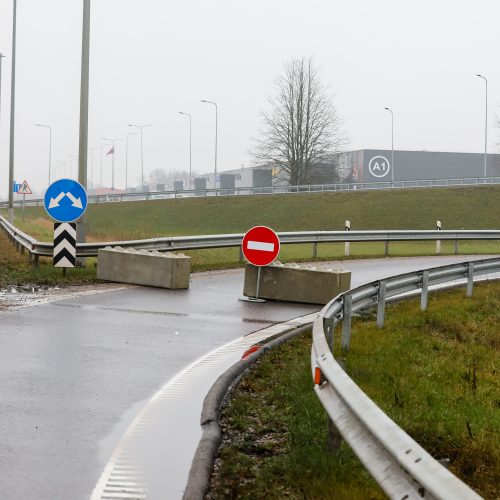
252, 57, 346, 185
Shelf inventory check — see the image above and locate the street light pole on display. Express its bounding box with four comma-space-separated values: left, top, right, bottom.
100, 141, 110, 188
476, 74, 488, 178
0, 53, 5, 160
8, 0, 17, 222
102, 137, 123, 190
128, 124, 153, 191
125, 132, 137, 192
76, 0, 91, 259
201, 100, 218, 188
88, 146, 99, 192
179, 112, 192, 189
35, 124, 52, 185
384, 107, 394, 183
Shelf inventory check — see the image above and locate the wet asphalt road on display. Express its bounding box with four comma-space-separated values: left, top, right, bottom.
0, 255, 493, 499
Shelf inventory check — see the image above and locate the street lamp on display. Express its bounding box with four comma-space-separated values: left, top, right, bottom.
100, 140, 111, 188
128, 123, 153, 191
384, 107, 394, 183
88, 146, 100, 192
0, 54, 5, 176
35, 124, 52, 185
102, 137, 123, 190
8, 0, 17, 222
201, 100, 218, 188
476, 74, 488, 178
178, 112, 192, 189
125, 132, 137, 192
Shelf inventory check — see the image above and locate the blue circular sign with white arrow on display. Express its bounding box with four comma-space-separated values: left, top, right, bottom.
44, 179, 88, 223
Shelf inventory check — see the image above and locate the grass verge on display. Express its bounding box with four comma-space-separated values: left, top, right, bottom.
209, 281, 499, 499
1, 186, 498, 285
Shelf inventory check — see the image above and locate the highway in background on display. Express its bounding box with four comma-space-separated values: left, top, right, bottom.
0, 255, 495, 499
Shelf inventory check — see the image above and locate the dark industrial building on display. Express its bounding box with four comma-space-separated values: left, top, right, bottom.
336, 149, 500, 183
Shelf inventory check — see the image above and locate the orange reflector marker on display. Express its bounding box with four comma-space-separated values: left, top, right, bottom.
241, 344, 261, 360
314, 367, 322, 385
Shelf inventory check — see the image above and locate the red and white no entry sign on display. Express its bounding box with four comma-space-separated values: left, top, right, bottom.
242, 226, 280, 266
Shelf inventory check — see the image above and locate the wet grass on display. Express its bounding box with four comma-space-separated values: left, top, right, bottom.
338, 281, 500, 498
209, 282, 499, 499
208, 333, 386, 499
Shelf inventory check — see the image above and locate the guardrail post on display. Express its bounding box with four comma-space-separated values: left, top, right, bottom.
239, 246, 244, 263
28, 251, 33, 264
384, 240, 389, 256
34, 255, 40, 270
466, 262, 474, 297
312, 242, 317, 258
421, 271, 429, 311
376, 281, 386, 328
454, 240, 459, 255
341, 295, 352, 352
344, 220, 350, 257
327, 418, 342, 455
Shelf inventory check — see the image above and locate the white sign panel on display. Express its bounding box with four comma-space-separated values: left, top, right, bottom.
368, 156, 391, 178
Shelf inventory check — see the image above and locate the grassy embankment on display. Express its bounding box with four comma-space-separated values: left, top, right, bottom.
209, 281, 499, 499
0, 186, 499, 285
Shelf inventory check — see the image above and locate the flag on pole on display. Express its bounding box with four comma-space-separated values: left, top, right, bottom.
107, 147, 114, 156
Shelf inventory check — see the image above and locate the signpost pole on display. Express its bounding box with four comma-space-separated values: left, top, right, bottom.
255, 266, 262, 300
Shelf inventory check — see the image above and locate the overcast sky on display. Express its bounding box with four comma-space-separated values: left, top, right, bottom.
0, 0, 499, 198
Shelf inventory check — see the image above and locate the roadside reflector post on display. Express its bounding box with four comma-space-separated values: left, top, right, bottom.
466, 262, 474, 297
436, 220, 442, 255
376, 280, 386, 328
421, 270, 429, 311
341, 294, 352, 353
344, 220, 350, 257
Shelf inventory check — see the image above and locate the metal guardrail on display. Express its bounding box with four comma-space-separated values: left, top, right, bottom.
1, 214, 499, 259
1, 175, 499, 208
311, 257, 500, 499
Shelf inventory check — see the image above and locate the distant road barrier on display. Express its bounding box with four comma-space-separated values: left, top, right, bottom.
1, 175, 499, 208
1, 214, 499, 265
311, 257, 499, 499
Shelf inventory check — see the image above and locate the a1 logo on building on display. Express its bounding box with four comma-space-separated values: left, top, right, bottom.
368, 156, 391, 178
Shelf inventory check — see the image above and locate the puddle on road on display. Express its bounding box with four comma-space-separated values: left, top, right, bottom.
0, 283, 132, 311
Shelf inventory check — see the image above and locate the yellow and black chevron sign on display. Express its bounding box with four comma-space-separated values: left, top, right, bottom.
53, 223, 76, 268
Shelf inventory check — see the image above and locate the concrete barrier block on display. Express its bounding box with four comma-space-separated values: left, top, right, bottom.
97, 247, 191, 289
243, 263, 351, 305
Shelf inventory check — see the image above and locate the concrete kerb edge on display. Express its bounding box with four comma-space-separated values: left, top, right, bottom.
182, 323, 313, 500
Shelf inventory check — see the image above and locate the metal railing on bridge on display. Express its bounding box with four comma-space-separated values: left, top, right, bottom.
1, 175, 499, 208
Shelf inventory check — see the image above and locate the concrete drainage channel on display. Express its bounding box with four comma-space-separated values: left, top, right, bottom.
90, 313, 317, 500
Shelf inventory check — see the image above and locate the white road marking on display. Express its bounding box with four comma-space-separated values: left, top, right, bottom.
247, 240, 274, 252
